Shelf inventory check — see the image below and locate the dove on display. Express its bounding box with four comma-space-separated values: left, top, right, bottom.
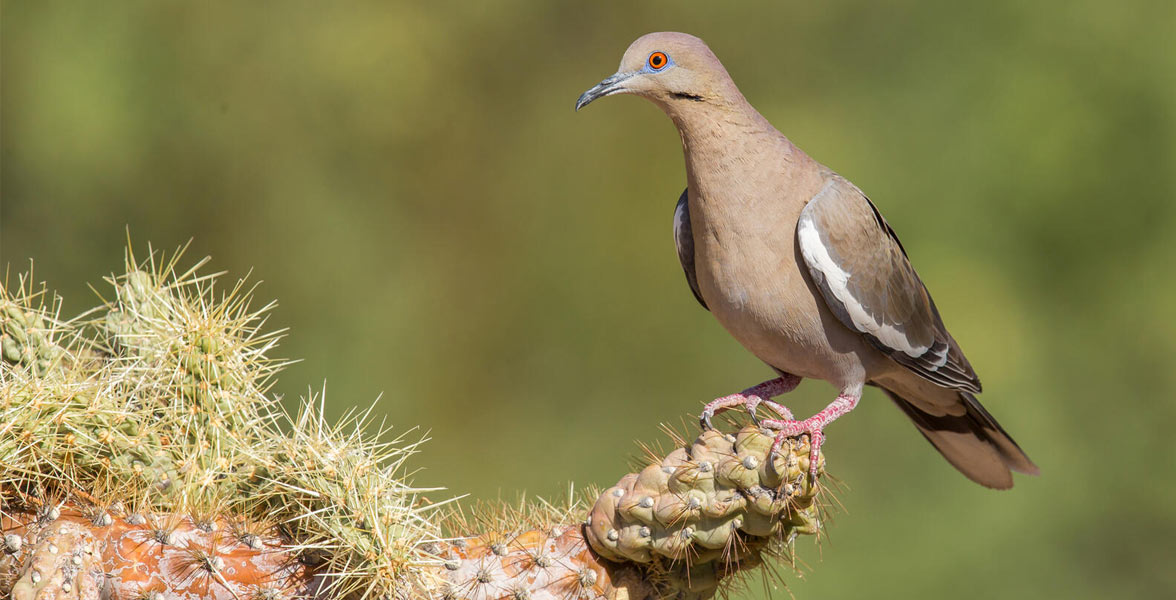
577, 32, 1037, 488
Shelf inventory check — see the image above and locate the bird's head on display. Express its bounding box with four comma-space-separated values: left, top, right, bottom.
575, 32, 741, 113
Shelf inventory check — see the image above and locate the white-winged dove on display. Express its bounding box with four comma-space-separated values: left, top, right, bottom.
577, 32, 1037, 489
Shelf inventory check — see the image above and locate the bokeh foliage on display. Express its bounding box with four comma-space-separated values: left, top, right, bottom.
2, 1, 1174, 598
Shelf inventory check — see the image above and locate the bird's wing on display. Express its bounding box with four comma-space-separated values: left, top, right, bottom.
673, 188, 708, 311
797, 176, 981, 392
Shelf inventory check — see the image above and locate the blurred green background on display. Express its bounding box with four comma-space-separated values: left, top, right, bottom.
2, 1, 1174, 598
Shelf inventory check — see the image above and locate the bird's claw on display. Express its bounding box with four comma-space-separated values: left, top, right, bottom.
701, 392, 796, 431
699, 411, 715, 431
760, 391, 856, 480
701, 393, 765, 431
701, 377, 801, 431
762, 416, 826, 480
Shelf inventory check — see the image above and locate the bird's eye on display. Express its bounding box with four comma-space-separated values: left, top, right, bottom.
648, 52, 669, 70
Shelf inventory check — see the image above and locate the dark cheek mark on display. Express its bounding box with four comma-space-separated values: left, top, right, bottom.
672, 93, 704, 102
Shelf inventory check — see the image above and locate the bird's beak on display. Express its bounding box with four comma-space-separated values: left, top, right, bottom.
576, 71, 638, 111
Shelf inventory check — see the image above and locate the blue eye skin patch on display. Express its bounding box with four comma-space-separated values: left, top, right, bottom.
643, 52, 674, 73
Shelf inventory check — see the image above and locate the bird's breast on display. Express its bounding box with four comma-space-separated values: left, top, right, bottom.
686, 176, 875, 385
693, 207, 810, 339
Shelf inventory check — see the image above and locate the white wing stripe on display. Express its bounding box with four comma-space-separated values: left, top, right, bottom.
797, 211, 929, 358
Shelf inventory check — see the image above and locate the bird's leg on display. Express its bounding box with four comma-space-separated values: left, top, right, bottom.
700, 374, 801, 430
760, 391, 860, 479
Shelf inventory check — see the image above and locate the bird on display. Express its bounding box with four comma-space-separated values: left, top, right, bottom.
576, 32, 1037, 489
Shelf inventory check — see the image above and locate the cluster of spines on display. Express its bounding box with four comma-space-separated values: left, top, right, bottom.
1, 247, 438, 600
0, 274, 68, 377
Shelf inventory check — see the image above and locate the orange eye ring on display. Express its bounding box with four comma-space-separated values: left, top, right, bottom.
648, 51, 668, 70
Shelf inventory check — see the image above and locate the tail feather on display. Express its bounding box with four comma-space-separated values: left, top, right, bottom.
876, 383, 1038, 489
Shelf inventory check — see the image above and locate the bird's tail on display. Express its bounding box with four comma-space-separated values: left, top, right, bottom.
873, 376, 1038, 489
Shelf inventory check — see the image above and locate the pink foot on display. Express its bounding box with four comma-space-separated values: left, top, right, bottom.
700, 375, 801, 430
761, 392, 860, 479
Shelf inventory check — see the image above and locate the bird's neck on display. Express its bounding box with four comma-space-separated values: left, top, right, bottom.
666, 97, 773, 144
665, 100, 802, 208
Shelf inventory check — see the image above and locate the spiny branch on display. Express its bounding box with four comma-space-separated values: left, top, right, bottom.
0, 246, 830, 599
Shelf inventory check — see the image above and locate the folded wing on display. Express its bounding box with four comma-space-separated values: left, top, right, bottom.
797, 176, 981, 392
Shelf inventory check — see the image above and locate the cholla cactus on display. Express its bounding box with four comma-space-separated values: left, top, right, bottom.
0, 247, 831, 600
0, 273, 68, 376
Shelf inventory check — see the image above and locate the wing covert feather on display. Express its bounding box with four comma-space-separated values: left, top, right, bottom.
797, 177, 980, 392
